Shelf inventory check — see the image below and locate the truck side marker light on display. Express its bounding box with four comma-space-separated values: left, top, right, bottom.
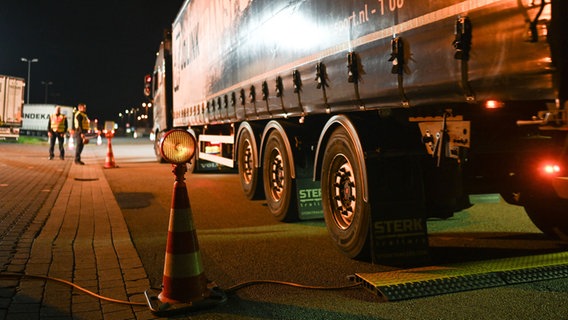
484, 100, 504, 109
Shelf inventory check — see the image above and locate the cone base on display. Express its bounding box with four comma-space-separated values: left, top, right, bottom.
103, 159, 117, 169
145, 282, 226, 317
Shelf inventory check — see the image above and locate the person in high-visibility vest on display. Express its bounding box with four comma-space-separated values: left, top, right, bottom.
74, 103, 90, 165
47, 106, 68, 160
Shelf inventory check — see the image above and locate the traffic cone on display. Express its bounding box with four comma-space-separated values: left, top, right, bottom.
68, 135, 75, 151
160, 172, 208, 302
104, 136, 117, 168
145, 164, 226, 316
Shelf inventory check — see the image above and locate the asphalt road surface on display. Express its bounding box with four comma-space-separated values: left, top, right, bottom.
101, 138, 568, 320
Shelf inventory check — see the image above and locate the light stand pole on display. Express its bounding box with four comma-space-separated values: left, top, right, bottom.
41, 81, 53, 103
21, 57, 39, 104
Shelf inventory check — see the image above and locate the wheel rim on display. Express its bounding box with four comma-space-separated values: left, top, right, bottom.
330, 154, 356, 230
268, 148, 285, 201
241, 139, 254, 184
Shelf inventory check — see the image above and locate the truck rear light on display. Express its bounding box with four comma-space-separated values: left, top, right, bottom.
540, 162, 561, 176
204, 142, 221, 154
544, 164, 560, 174
484, 100, 504, 109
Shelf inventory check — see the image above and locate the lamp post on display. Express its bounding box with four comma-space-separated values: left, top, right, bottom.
41, 81, 53, 103
142, 102, 152, 129
21, 57, 39, 104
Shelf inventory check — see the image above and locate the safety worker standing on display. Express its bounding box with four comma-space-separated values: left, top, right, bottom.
74, 103, 90, 165
47, 106, 68, 160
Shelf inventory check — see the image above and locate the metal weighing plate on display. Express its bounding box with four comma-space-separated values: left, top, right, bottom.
355, 251, 568, 301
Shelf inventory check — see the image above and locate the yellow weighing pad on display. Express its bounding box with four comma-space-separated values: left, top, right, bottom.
355, 251, 568, 301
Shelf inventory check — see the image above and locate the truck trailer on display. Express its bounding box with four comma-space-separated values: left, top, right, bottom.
0, 75, 25, 139
149, 0, 568, 261
20, 104, 74, 137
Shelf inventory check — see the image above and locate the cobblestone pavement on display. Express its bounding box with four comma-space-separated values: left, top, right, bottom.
0, 142, 154, 320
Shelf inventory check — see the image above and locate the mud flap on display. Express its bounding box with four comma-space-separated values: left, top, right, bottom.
295, 178, 323, 220
294, 136, 323, 220
368, 156, 430, 266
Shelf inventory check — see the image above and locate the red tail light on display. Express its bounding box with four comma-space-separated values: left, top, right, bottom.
484, 100, 504, 109
540, 162, 561, 176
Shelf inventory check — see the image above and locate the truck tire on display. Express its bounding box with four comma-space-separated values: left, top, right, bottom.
524, 197, 568, 241
262, 130, 298, 221
321, 126, 370, 259
238, 128, 263, 199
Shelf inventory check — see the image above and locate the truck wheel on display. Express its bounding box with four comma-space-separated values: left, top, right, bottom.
321, 126, 370, 259
524, 197, 568, 241
238, 128, 263, 199
262, 130, 298, 221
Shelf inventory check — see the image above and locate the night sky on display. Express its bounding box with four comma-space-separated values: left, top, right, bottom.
0, 0, 184, 122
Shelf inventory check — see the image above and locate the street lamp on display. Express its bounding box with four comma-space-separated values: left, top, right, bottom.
142, 102, 153, 128
142, 102, 152, 114
21, 57, 39, 104
41, 81, 53, 103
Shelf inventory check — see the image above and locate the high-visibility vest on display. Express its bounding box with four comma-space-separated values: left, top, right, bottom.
50, 114, 66, 133
74, 111, 90, 131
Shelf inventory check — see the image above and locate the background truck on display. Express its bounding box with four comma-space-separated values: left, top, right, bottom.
0, 75, 25, 139
149, 0, 568, 262
20, 104, 74, 137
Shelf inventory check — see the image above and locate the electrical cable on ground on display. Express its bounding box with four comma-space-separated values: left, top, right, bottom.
0, 273, 146, 306
1, 272, 362, 306
224, 278, 362, 294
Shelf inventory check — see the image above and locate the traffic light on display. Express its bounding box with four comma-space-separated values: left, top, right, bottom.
144, 74, 152, 97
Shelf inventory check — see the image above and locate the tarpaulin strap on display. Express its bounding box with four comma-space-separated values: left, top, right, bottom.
389, 37, 409, 107
348, 51, 364, 109
249, 85, 259, 117
315, 62, 330, 110
453, 16, 475, 102
262, 81, 272, 116
292, 69, 305, 115
389, 37, 404, 75
528, 0, 547, 43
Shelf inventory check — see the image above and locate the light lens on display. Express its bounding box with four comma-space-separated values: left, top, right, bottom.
484, 100, 504, 109
160, 129, 196, 164
543, 164, 561, 175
